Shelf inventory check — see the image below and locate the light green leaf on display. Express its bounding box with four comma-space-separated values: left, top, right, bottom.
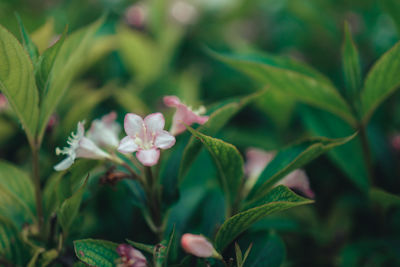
37, 17, 104, 143
370, 187, 400, 210
31, 18, 55, 54
0, 24, 39, 146
74, 239, 119, 267
215, 185, 313, 251
342, 21, 362, 101
179, 91, 262, 182
0, 160, 36, 226
35, 26, 68, 95
57, 176, 88, 235
210, 50, 356, 126
248, 134, 357, 202
186, 127, 244, 212
360, 41, 400, 123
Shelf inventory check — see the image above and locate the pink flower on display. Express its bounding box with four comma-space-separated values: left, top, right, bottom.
181, 234, 216, 258
0, 93, 8, 111
163, 96, 209, 135
244, 148, 315, 198
87, 111, 121, 148
117, 113, 175, 166
116, 244, 147, 267
54, 122, 111, 171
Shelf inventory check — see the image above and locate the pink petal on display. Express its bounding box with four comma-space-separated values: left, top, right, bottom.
245, 148, 275, 179
155, 130, 176, 149
163, 95, 181, 107
181, 234, 214, 258
124, 113, 144, 137
136, 148, 160, 166
144, 113, 165, 133
118, 136, 138, 154
277, 170, 315, 199
195, 115, 209, 125
102, 111, 117, 124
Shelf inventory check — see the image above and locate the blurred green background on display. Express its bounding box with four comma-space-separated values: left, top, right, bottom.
1, 0, 400, 266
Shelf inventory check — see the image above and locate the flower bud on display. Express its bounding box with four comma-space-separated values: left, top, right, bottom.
116, 244, 147, 267
181, 233, 219, 258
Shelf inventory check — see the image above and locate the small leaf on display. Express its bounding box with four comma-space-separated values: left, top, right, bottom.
31, 18, 55, 54
35, 26, 68, 95
57, 175, 88, 235
0, 160, 36, 226
235, 243, 243, 267
186, 126, 244, 212
360, 41, 400, 123
16, 14, 39, 63
0, 24, 40, 146
179, 91, 262, 182
370, 187, 400, 210
342, 21, 362, 102
248, 133, 357, 202
210, 50, 356, 126
215, 185, 313, 251
126, 240, 155, 254
74, 239, 119, 267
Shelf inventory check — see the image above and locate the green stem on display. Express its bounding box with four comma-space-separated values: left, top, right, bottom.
144, 166, 163, 240
32, 143, 43, 234
359, 124, 374, 185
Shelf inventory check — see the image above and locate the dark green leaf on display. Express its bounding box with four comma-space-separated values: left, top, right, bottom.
210, 50, 356, 126
0, 24, 39, 146
74, 239, 119, 267
342, 21, 362, 101
0, 216, 27, 265
360, 41, 400, 123
370, 187, 400, 210
16, 14, 39, 63
248, 133, 357, 202
381, 0, 400, 35
186, 127, 243, 212
179, 91, 262, 182
215, 185, 312, 251
126, 240, 155, 254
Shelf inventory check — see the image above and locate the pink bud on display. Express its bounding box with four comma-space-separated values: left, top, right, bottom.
391, 134, 400, 152
0, 93, 8, 111
181, 234, 215, 258
116, 244, 147, 267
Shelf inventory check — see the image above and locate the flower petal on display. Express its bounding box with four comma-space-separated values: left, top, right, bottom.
76, 137, 110, 159
54, 157, 75, 171
163, 95, 181, 107
277, 169, 315, 199
155, 130, 176, 149
124, 113, 144, 137
136, 148, 160, 166
118, 136, 139, 153
144, 113, 165, 133
181, 234, 214, 258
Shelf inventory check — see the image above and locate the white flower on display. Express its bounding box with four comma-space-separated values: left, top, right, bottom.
54, 121, 111, 171
87, 111, 121, 148
117, 113, 176, 166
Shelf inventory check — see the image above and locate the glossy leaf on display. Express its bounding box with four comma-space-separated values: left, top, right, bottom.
342, 21, 362, 101
0, 161, 36, 226
37, 17, 104, 142
0, 25, 39, 146
210, 50, 356, 126
248, 133, 357, 202
74, 239, 119, 267
179, 91, 262, 182
360, 41, 400, 123
215, 185, 313, 251
186, 127, 243, 211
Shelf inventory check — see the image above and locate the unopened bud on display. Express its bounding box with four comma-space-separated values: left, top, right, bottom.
181, 233, 221, 259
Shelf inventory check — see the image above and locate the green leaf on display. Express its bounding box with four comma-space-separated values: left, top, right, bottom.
369, 187, 400, 210
342, 21, 362, 101
35, 26, 68, 95
301, 106, 369, 192
0, 24, 39, 146
42, 172, 64, 221
126, 240, 155, 254
360, 41, 400, 123
210, 50, 356, 126
381, 0, 400, 35
0, 216, 27, 265
0, 160, 36, 226
74, 239, 119, 267
248, 133, 357, 202
215, 185, 313, 251
31, 18, 55, 54
57, 175, 88, 235
16, 14, 39, 63
186, 127, 244, 212
37, 17, 104, 143
179, 91, 262, 182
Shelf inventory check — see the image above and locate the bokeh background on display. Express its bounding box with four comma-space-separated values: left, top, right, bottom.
1, 0, 400, 266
